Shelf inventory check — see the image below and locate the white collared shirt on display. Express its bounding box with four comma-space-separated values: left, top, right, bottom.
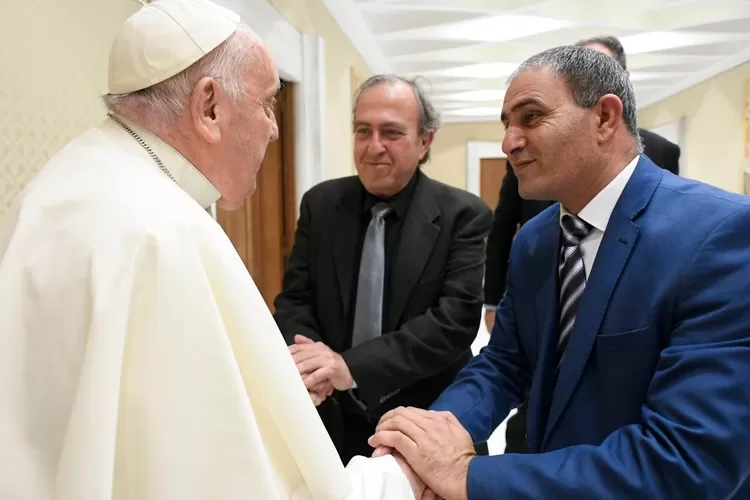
560, 155, 639, 277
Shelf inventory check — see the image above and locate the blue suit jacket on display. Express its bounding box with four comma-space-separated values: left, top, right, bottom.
431, 156, 750, 499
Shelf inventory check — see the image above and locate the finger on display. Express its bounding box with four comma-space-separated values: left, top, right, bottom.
310, 392, 324, 406
296, 357, 327, 375
375, 414, 429, 441
309, 380, 332, 393
377, 408, 434, 433
292, 347, 323, 364
368, 430, 418, 462
371, 446, 392, 457
295, 334, 315, 344
289, 342, 321, 356
376, 406, 409, 428
304, 367, 332, 389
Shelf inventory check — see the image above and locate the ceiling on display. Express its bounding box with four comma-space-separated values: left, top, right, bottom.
341, 0, 750, 123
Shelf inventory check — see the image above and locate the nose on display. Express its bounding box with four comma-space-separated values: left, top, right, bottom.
366, 132, 386, 155
270, 118, 279, 142
502, 126, 525, 157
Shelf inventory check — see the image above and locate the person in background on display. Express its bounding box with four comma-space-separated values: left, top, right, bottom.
274, 74, 493, 463
371, 44, 750, 500
0, 1, 429, 498
484, 34, 682, 454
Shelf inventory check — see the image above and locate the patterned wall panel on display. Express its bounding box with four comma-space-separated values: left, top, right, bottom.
0, 0, 138, 218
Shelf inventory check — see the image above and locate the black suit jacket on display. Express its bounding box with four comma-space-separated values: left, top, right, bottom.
483, 128, 681, 305
640, 128, 680, 175
274, 173, 493, 417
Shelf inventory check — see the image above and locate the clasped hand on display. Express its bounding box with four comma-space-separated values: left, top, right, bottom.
289, 335, 354, 405
369, 407, 475, 500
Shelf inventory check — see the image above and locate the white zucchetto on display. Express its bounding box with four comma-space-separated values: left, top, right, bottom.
108, 0, 240, 94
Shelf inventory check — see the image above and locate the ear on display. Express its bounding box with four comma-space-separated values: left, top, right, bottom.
189, 77, 226, 145
595, 94, 624, 144
418, 129, 435, 161
625, 69, 631, 78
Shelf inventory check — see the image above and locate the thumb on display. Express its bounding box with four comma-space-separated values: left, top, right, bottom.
371, 445, 392, 458
295, 334, 314, 345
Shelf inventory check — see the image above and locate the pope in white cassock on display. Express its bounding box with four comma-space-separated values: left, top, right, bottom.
0, 1, 425, 499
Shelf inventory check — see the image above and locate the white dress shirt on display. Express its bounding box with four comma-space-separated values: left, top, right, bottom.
560, 155, 639, 278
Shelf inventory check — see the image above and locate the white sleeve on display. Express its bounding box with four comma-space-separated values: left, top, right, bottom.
343, 455, 416, 500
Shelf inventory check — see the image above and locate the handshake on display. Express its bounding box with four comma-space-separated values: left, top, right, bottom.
289, 335, 475, 500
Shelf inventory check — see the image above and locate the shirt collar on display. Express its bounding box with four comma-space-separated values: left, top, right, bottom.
363, 169, 420, 219
109, 114, 221, 209
560, 154, 639, 232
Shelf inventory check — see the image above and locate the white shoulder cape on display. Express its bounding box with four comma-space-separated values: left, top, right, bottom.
0, 120, 414, 500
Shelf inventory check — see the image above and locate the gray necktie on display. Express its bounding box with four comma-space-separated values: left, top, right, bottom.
351, 202, 391, 347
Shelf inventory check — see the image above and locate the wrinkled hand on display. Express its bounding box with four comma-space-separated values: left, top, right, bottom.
291, 335, 335, 405
369, 407, 475, 500
290, 334, 354, 392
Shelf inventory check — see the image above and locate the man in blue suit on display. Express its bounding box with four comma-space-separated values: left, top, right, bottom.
369, 45, 750, 499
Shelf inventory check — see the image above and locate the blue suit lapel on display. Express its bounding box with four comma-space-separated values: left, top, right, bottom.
523, 214, 560, 453
541, 156, 662, 448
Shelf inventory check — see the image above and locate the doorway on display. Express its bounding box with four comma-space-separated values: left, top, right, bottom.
479, 157, 508, 211
216, 81, 297, 312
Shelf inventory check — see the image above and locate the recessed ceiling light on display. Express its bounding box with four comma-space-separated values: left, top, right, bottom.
619, 30, 747, 54
444, 107, 503, 117
433, 89, 507, 101
438, 15, 572, 43
379, 14, 572, 43
424, 62, 520, 79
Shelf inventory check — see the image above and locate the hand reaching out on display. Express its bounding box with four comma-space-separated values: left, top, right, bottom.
290, 334, 352, 405
369, 407, 475, 500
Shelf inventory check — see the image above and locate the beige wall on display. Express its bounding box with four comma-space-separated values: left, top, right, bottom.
0, 0, 372, 219
269, 0, 371, 181
424, 122, 505, 188
639, 61, 750, 194
0, 0, 138, 216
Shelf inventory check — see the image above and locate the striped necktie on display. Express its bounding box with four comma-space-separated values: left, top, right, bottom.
557, 214, 593, 367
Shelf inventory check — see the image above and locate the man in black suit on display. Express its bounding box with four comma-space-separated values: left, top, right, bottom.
485, 35, 682, 454
274, 74, 493, 463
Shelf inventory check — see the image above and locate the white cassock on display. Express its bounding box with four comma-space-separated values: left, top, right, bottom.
0, 115, 415, 500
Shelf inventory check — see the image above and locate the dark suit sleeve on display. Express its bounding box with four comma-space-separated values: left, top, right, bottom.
272, 192, 321, 345
342, 201, 493, 407
483, 165, 522, 306
461, 206, 750, 499
430, 238, 532, 443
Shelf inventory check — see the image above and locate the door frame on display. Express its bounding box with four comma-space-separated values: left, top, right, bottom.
466, 141, 506, 197
208, 0, 326, 219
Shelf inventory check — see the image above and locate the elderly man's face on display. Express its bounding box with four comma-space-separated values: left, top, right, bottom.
221, 44, 280, 208
501, 68, 597, 202
352, 82, 433, 197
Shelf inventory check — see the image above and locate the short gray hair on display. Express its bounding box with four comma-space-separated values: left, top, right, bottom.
103, 24, 257, 128
510, 45, 642, 151
352, 74, 441, 165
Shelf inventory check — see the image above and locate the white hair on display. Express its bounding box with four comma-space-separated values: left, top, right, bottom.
103, 24, 258, 128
